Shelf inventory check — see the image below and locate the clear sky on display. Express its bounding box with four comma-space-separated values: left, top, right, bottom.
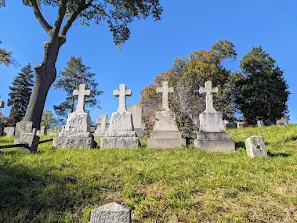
0, 0, 296, 123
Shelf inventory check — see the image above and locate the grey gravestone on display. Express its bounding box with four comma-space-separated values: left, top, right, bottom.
100, 84, 139, 149
40, 126, 47, 135
237, 122, 243, 128
53, 84, 97, 148
3, 127, 15, 137
14, 121, 33, 140
127, 104, 144, 138
257, 120, 264, 127
147, 81, 186, 148
94, 114, 110, 138
47, 126, 62, 135
15, 129, 40, 152
194, 81, 235, 152
90, 202, 131, 223
245, 136, 267, 158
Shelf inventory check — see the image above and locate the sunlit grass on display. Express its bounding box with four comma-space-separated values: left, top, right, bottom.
0, 125, 296, 222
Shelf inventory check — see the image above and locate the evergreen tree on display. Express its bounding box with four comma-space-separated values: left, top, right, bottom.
234, 46, 290, 124
7, 64, 34, 126
41, 110, 58, 128
54, 56, 103, 124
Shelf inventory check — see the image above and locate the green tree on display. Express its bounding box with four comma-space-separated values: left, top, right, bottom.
54, 56, 102, 123
1, 0, 163, 129
0, 40, 13, 66
7, 64, 34, 126
41, 109, 58, 128
234, 46, 290, 124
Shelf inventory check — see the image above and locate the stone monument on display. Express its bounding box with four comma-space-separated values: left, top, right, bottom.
100, 84, 139, 148
127, 104, 145, 138
90, 202, 132, 223
257, 120, 264, 127
93, 114, 110, 138
245, 136, 267, 158
194, 81, 235, 152
147, 81, 186, 148
53, 84, 96, 148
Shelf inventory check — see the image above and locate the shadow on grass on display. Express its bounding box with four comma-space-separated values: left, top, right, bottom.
285, 136, 297, 142
267, 151, 291, 158
0, 163, 104, 222
235, 141, 246, 150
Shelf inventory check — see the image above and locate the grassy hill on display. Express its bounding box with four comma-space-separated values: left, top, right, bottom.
0, 125, 297, 222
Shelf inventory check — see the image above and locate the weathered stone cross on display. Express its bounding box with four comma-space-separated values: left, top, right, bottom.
73, 84, 90, 113
96, 114, 110, 133
199, 81, 218, 112
113, 84, 132, 112
156, 81, 174, 111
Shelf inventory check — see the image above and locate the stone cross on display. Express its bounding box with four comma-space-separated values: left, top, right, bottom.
199, 81, 218, 112
113, 84, 132, 112
96, 114, 110, 133
73, 84, 90, 113
0, 100, 5, 109
156, 81, 174, 111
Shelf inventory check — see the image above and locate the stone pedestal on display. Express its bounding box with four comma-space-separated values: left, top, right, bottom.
53, 112, 96, 148
147, 111, 186, 148
100, 112, 139, 149
245, 136, 267, 158
194, 112, 235, 152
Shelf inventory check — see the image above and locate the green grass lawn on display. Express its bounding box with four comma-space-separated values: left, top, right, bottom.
0, 125, 297, 223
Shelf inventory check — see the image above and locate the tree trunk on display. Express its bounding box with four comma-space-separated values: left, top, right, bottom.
24, 35, 66, 129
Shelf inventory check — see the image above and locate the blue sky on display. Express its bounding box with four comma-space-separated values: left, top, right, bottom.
0, 0, 296, 123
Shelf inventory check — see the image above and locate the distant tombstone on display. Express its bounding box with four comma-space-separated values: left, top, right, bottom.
194, 81, 235, 152
15, 128, 40, 152
237, 122, 243, 128
94, 114, 110, 138
245, 136, 267, 158
53, 84, 97, 148
3, 127, 15, 137
127, 104, 144, 138
257, 120, 265, 127
40, 126, 47, 135
100, 84, 139, 149
223, 120, 229, 129
90, 202, 132, 223
14, 121, 33, 140
147, 81, 186, 148
47, 126, 62, 135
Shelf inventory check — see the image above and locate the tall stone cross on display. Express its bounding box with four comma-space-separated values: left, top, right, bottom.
199, 81, 218, 112
96, 114, 110, 133
113, 84, 132, 112
73, 84, 90, 113
156, 81, 174, 111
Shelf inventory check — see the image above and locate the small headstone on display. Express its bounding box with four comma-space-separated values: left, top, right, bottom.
237, 122, 243, 128
223, 120, 229, 129
47, 126, 62, 135
245, 136, 267, 158
147, 81, 186, 148
14, 121, 33, 140
90, 202, 131, 223
100, 84, 139, 149
194, 81, 235, 152
257, 120, 264, 127
53, 84, 97, 148
40, 126, 47, 135
3, 127, 15, 137
15, 128, 40, 152
94, 114, 110, 138
127, 104, 144, 138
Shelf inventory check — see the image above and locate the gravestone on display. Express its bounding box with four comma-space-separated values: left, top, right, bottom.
194, 81, 235, 152
15, 128, 40, 152
245, 136, 267, 158
47, 126, 62, 135
100, 84, 139, 148
15, 121, 33, 140
147, 81, 186, 148
94, 114, 110, 138
90, 202, 132, 223
127, 104, 145, 138
257, 120, 264, 127
237, 122, 243, 128
53, 84, 97, 148
40, 126, 47, 135
223, 120, 229, 129
3, 127, 15, 137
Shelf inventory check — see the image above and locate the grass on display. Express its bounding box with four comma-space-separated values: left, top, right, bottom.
0, 125, 297, 222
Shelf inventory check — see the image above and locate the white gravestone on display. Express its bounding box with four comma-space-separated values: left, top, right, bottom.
147, 81, 186, 148
257, 120, 265, 127
90, 202, 132, 223
53, 84, 96, 148
194, 81, 235, 152
127, 104, 145, 138
100, 84, 139, 149
245, 136, 267, 158
3, 127, 15, 137
93, 114, 110, 138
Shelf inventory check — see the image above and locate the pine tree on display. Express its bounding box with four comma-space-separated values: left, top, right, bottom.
54, 56, 103, 124
7, 64, 34, 126
234, 46, 290, 124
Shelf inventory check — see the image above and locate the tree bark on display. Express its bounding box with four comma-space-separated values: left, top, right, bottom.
24, 35, 66, 129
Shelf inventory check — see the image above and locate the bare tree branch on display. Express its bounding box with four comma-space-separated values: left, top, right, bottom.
30, 0, 52, 33
59, 0, 94, 37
